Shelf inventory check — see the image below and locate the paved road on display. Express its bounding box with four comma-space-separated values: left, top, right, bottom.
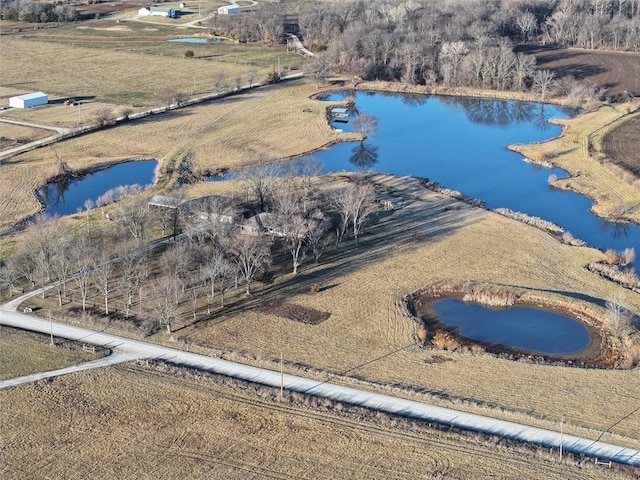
0, 117, 72, 135
1, 292, 639, 467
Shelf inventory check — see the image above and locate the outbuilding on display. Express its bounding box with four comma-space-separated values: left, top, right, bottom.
9, 92, 48, 109
217, 5, 239, 14
138, 6, 176, 18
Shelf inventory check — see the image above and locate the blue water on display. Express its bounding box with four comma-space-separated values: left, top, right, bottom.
310, 91, 639, 263
167, 37, 221, 44
432, 299, 590, 354
41, 159, 157, 216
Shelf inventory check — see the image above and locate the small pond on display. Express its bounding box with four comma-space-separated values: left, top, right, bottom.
167, 37, 222, 44
431, 299, 590, 355
309, 91, 640, 268
40, 159, 157, 216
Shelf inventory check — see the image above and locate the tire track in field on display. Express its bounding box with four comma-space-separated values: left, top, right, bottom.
122, 364, 604, 480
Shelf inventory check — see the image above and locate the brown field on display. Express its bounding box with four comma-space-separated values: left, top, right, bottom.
601, 114, 640, 177
0, 325, 104, 379
518, 45, 640, 97
0, 363, 636, 479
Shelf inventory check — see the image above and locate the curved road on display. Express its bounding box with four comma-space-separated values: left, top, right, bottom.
1, 292, 639, 467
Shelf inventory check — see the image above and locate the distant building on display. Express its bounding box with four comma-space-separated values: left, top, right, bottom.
138, 6, 176, 18
217, 5, 239, 14
9, 92, 48, 109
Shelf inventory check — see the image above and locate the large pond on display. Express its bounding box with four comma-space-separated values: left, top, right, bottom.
431, 299, 590, 355
311, 92, 640, 265
40, 159, 157, 216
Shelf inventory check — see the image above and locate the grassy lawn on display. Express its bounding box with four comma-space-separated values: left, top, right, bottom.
0, 325, 105, 380
0, 363, 634, 479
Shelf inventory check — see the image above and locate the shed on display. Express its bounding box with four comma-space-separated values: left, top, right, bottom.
148, 195, 185, 210
139, 6, 176, 18
9, 92, 48, 109
217, 5, 239, 14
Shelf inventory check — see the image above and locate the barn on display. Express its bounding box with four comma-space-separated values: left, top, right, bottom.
9, 92, 48, 109
217, 5, 239, 14
138, 6, 176, 18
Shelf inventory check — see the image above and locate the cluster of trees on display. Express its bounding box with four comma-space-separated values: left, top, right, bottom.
0, 165, 379, 333
208, 6, 285, 44
300, 0, 640, 89
1, 0, 78, 23
210, 0, 640, 92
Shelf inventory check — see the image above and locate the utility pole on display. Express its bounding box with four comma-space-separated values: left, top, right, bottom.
48, 310, 54, 346
559, 416, 564, 461
280, 352, 284, 401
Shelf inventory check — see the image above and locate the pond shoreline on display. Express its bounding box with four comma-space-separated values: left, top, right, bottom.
406, 289, 615, 368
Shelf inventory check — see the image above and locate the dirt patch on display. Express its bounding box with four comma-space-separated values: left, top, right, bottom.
602, 114, 640, 176
256, 300, 330, 325
517, 45, 640, 98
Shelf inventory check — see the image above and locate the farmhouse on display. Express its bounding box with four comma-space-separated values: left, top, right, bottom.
217, 4, 239, 14
9, 92, 48, 109
138, 6, 176, 18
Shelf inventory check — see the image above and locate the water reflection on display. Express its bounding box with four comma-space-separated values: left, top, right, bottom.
599, 219, 631, 239
40, 160, 157, 216
440, 96, 556, 129
349, 141, 379, 170
432, 299, 590, 355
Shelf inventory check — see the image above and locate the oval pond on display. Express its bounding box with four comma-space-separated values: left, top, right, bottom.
431, 299, 590, 355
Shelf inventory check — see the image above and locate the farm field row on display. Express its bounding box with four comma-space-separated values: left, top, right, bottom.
0, 363, 634, 479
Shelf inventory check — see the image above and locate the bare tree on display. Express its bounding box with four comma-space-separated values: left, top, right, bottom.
247, 68, 258, 87
333, 180, 377, 245
533, 69, 556, 100
236, 153, 282, 212
149, 276, 179, 334
94, 107, 116, 127
307, 217, 332, 263
229, 233, 271, 294
274, 193, 312, 275
0, 263, 17, 297
115, 196, 151, 247
304, 54, 333, 87
161, 243, 193, 304
201, 245, 233, 303
516, 11, 538, 41
212, 71, 229, 94
91, 253, 114, 315
351, 114, 379, 139
606, 292, 632, 337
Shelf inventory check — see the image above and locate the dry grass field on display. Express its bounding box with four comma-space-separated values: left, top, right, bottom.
0, 122, 51, 148
168, 174, 640, 448
0, 29, 302, 111
0, 363, 635, 480
0, 325, 104, 379
0, 80, 353, 229
3, 18, 640, 473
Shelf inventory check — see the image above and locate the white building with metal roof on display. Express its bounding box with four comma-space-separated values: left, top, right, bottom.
9, 92, 48, 109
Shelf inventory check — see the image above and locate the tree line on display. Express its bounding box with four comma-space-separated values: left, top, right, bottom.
212, 0, 640, 95
1, 0, 78, 23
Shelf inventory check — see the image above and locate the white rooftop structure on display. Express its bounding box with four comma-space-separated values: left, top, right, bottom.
9, 92, 48, 109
